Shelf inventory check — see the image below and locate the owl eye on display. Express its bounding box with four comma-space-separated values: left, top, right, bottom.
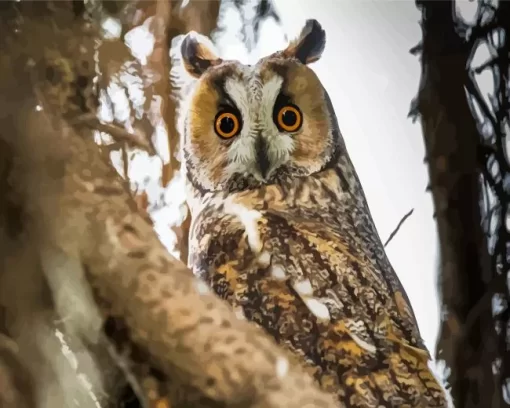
276, 105, 302, 132
214, 111, 241, 139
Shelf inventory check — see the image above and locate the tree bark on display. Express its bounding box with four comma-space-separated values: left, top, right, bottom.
0, 1, 337, 407
415, 1, 499, 406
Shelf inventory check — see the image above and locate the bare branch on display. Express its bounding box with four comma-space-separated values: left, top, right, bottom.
473, 56, 500, 74
6, 85, 338, 408
384, 208, 414, 248
71, 114, 157, 155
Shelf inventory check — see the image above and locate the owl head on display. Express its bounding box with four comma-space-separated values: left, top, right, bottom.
180, 19, 339, 193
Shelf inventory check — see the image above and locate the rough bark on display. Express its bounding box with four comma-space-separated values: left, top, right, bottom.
414, 1, 498, 406
2, 73, 336, 408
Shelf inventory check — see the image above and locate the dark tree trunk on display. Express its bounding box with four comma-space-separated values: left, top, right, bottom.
414, 0, 502, 406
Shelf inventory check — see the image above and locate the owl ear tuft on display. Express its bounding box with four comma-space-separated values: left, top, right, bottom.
181, 32, 222, 78
283, 19, 326, 64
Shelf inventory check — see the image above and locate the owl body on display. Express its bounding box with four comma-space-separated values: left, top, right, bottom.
179, 20, 448, 407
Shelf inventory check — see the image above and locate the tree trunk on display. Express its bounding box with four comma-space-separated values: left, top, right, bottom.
415, 1, 499, 406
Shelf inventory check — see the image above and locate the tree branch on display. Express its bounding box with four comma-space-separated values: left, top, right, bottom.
0, 2, 333, 406
3, 76, 338, 408
384, 208, 414, 248
70, 114, 157, 155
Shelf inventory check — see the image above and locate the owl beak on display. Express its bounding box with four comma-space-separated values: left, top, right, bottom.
255, 137, 270, 180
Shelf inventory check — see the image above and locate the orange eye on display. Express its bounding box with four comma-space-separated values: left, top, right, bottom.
214, 111, 241, 139
276, 105, 302, 132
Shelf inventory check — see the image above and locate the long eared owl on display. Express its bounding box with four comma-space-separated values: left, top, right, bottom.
179, 19, 448, 407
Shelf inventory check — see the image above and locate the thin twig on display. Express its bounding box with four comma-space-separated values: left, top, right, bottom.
384, 208, 414, 247
70, 114, 156, 155
473, 56, 500, 74
409, 41, 422, 56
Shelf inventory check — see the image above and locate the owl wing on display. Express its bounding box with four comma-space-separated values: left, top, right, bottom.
189, 203, 448, 407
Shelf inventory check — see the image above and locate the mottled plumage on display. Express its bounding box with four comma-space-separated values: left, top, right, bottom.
179, 20, 448, 407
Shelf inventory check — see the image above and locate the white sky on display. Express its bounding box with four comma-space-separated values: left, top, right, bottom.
118, 0, 484, 360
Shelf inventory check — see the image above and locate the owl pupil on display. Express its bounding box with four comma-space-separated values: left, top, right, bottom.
220, 117, 235, 134
282, 109, 297, 126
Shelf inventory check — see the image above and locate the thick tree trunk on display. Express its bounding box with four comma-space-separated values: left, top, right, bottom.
415, 1, 499, 406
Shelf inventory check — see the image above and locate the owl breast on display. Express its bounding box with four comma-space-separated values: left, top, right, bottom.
187, 168, 447, 407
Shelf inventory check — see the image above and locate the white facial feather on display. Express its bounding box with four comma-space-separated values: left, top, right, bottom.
223, 70, 295, 181
224, 77, 257, 177
260, 76, 295, 171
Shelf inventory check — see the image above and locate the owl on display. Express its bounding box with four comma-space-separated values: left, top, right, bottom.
178, 19, 448, 408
